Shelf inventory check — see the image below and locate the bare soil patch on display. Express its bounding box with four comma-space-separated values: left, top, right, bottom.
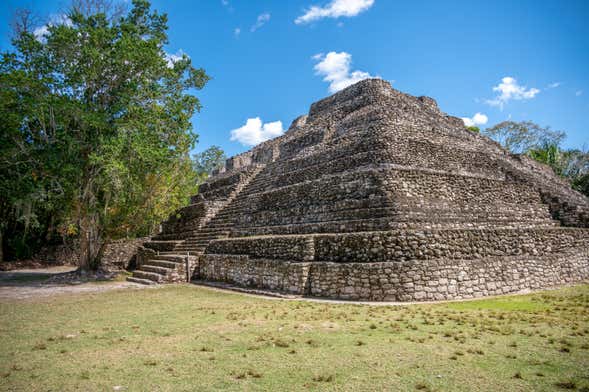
0, 266, 152, 300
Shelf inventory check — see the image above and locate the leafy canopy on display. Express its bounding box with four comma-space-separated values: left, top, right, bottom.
484, 121, 565, 154
0, 0, 209, 265
483, 121, 588, 197
194, 146, 227, 184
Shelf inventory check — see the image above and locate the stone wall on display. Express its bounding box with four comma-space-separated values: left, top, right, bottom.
199, 255, 310, 293
35, 237, 148, 270
33, 242, 78, 265
101, 237, 149, 270
207, 228, 588, 263
198, 251, 589, 301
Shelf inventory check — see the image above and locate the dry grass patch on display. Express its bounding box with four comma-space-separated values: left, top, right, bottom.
0, 284, 588, 391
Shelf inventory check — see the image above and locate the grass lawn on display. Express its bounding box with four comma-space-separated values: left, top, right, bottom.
1, 283, 588, 391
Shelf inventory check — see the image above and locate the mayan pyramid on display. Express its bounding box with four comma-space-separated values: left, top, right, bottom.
129, 78, 589, 301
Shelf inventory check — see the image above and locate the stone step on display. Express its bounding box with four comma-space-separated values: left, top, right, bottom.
197, 228, 232, 234
145, 239, 183, 245
183, 232, 229, 240
143, 240, 183, 251
206, 222, 236, 228
142, 264, 174, 275
184, 239, 218, 244
179, 245, 207, 254
152, 254, 187, 262
190, 227, 230, 234
180, 241, 220, 248
147, 259, 181, 269
183, 235, 228, 242
132, 270, 165, 283
152, 233, 191, 241
127, 276, 158, 285
181, 243, 213, 249
175, 247, 206, 255
206, 215, 235, 221
184, 233, 225, 240
205, 218, 234, 224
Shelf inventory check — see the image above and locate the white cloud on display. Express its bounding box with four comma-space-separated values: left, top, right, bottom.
33, 25, 49, 41
251, 13, 270, 32
164, 50, 187, 68
313, 51, 373, 93
485, 76, 540, 109
234, 27, 241, 37
547, 82, 561, 89
461, 112, 488, 127
33, 13, 72, 42
295, 0, 374, 24
230, 117, 285, 146
576, 90, 583, 97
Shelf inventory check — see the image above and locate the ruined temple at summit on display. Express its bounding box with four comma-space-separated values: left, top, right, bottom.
129, 79, 589, 301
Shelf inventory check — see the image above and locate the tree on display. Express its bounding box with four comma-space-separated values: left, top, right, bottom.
484, 121, 589, 198
527, 142, 561, 173
484, 121, 565, 154
194, 146, 226, 184
0, 0, 209, 271
560, 148, 589, 197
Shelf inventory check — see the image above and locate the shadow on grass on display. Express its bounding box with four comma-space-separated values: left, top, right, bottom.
0, 267, 129, 287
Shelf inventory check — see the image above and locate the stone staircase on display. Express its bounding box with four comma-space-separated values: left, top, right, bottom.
127, 254, 192, 285
127, 164, 265, 285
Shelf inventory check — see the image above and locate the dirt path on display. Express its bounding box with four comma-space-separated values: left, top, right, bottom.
0, 266, 151, 301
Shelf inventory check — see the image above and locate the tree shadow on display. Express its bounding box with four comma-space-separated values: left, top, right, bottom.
0, 266, 123, 288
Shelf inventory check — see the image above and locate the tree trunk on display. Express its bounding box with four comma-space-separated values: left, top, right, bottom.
78, 212, 101, 272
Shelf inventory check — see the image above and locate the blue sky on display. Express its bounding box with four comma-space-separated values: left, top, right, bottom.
1, 0, 588, 157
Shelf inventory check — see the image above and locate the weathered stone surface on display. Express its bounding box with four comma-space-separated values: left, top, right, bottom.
131, 78, 589, 297
35, 237, 148, 270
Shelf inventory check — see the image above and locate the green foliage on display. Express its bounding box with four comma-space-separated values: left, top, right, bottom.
193, 146, 227, 184
527, 143, 561, 173
466, 126, 480, 133
526, 144, 589, 197
0, 0, 209, 267
562, 149, 589, 197
572, 173, 589, 197
484, 121, 565, 154
484, 121, 589, 198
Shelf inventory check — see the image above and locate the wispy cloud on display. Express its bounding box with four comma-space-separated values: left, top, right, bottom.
547, 82, 561, 89
576, 90, 583, 97
230, 117, 284, 146
221, 0, 233, 10
485, 77, 540, 110
295, 0, 374, 24
461, 113, 488, 127
234, 27, 241, 37
313, 51, 373, 93
251, 13, 270, 32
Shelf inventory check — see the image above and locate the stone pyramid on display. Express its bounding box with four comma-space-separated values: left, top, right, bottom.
130, 79, 589, 301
